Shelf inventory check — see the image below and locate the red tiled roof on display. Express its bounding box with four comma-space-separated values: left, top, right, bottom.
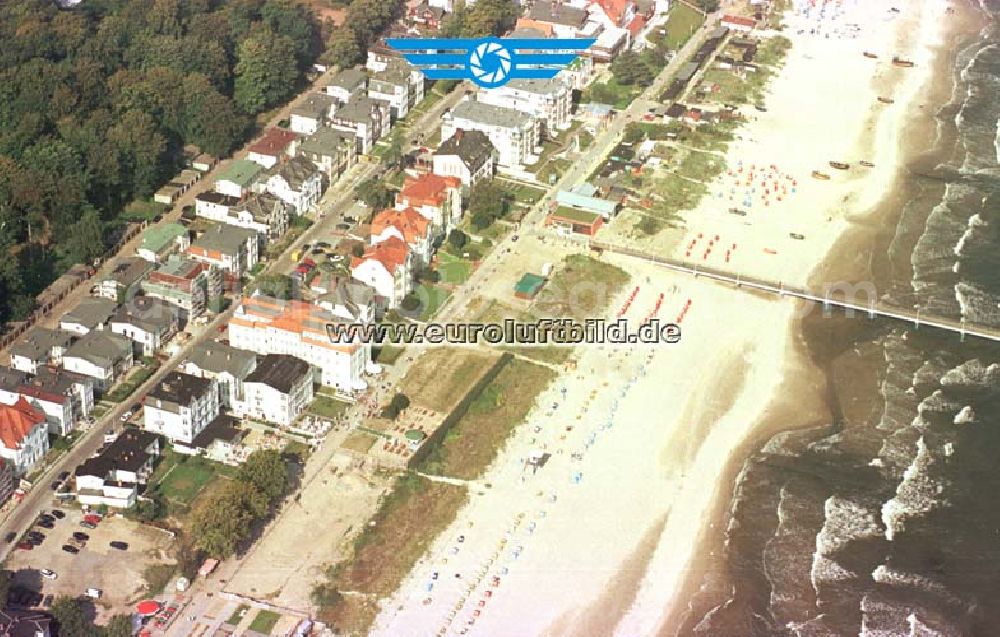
0, 397, 45, 450
352, 237, 410, 273
593, 0, 633, 25
248, 129, 299, 157
627, 14, 645, 36
371, 207, 430, 245
514, 17, 554, 36
399, 173, 461, 208
722, 14, 757, 28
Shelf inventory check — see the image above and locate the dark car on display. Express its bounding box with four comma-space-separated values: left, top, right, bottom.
316, 241, 331, 248
50, 510, 65, 519
336, 223, 350, 231
3, 532, 16, 543
61, 545, 79, 554
344, 216, 357, 223
72, 532, 89, 542
49, 481, 60, 491
58, 471, 70, 481
37, 520, 54, 529
42, 594, 53, 607
153, 214, 163, 222
80, 521, 97, 530
110, 541, 129, 551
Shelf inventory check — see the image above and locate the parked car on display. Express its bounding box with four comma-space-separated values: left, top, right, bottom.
37, 520, 54, 529
3, 532, 16, 543
49, 481, 60, 491
15, 542, 32, 551
61, 545, 79, 554
80, 521, 96, 530
83, 514, 101, 524
40, 569, 57, 580
85, 588, 102, 599
50, 510, 65, 519
57, 471, 70, 481
42, 594, 53, 608
120, 410, 132, 422
109, 541, 129, 551
72, 532, 89, 542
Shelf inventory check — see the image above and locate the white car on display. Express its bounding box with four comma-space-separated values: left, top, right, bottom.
40, 569, 57, 580
120, 411, 132, 422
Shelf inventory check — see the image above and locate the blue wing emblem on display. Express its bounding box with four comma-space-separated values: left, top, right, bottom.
386, 37, 596, 89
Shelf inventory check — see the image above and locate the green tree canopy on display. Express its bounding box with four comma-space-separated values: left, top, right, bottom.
237, 449, 289, 502
234, 27, 299, 113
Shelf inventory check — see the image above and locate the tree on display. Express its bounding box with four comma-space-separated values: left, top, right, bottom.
254, 273, 298, 299
50, 596, 102, 637
234, 27, 299, 114
60, 207, 105, 267
382, 392, 410, 419
237, 449, 289, 502
105, 615, 134, 637
612, 51, 654, 86
463, 0, 518, 37
355, 178, 393, 210
324, 26, 362, 68
468, 181, 509, 229
189, 481, 266, 557
134, 497, 161, 522
447, 229, 468, 250
383, 127, 405, 170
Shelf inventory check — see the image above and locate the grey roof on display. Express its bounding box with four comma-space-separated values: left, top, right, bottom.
328, 68, 368, 92
103, 256, 154, 288
64, 331, 131, 368
32, 366, 94, 394
62, 297, 118, 330
318, 276, 376, 316
110, 296, 178, 333
505, 77, 567, 96
185, 341, 257, 377
509, 27, 547, 39
190, 414, 244, 449
147, 371, 213, 406
245, 353, 311, 393
197, 192, 241, 207
450, 100, 534, 129
298, 126, 357, 157
191, 224, 256, 256
9, 328, 74, 362
0, 366, 28, 392
291, 93, 336, 119
333, 94, 383, 125
528, 0, 588, 27
272, 155, 319, 190
76, 429, 160, 478
434, 129, 495, 171
233, 192, 291, 224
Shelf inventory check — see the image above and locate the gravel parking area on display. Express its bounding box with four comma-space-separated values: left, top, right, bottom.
6, 507, 175, 619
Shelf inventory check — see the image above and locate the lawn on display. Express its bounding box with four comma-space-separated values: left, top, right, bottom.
418, 358, 556, 480
156, 457, 218, 504
400, 348, 502, 413
534, 254, 631, 322
437, 252, 473, 285
583, 76, 640, 109
374, 344, 405, 365
105, 360, 160, 403
248, 609, 282, 634
142, 563, 177, 596
227, 604, 250, 626
663, 3, 706, 49
415, 283, 450, 320
314, 475, 468, 634
308, 395, 350, 420
497, 180, 546, 206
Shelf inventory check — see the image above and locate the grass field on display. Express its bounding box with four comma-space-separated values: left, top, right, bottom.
418, 358, 557, 480
534, 255, 631, 321
416, 283, 450, 320
663, 3, 706, 48
308, 395, 350, 420
400, 348, 501, 413
226, 604, 250, 626
148, 450, 234, 517
315, 475, 468, 634
248, 609, 282, 634
437, 251, 473, 285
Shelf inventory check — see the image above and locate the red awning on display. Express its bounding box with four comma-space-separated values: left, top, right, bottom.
136, 600, 161, 616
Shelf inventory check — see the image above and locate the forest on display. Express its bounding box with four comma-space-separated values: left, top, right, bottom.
0, 0, 321, 324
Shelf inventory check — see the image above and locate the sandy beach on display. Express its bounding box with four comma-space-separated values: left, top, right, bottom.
369, 1, 948, 635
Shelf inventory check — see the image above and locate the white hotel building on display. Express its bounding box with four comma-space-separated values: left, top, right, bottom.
477, 78, 573, 138
441, 98, 540, 169
228, 295, 372, 393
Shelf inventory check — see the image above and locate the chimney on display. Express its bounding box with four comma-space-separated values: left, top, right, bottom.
455, 128, 464, 142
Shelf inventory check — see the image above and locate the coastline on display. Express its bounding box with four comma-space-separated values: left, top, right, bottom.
367, 2, 965, 636
662, 0, 987, 634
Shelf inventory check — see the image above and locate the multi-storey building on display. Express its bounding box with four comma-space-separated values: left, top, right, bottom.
143, 372, 220, 445
442, 99, 540, 169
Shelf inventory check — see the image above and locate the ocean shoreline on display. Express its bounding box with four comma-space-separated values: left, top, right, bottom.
661, 1, 982, 634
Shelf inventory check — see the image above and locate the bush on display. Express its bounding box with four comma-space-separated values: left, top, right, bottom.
382, 392, 411, 420
447, 229, 468, 250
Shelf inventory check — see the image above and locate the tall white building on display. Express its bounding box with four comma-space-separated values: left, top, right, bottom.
228, 295, 372, 393
477, 78, 573, 138
143, 372, 220, 445
441, 99, 540, 169
240, 354, 314, 426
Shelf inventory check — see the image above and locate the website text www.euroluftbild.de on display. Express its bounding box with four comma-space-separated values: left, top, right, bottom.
325, 318, 682, 348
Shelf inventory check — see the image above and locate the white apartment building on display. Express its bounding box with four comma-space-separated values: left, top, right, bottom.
442, 99, 540, 169
181, 341, 258, 410
0, 397, 50, 475
228, 295, 372, 393
350, 238, 413, 309
261, 156, 323, 216
240, 354, 314, 426
143, 372, 220, 444
477, 78, 573, 138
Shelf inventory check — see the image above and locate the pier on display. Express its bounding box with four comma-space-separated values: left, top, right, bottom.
590, 241, 999, 343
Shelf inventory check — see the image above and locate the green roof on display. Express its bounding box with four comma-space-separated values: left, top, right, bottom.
551, 207, 601, 224
215, 160, 262, 187
140, 223, 187, 253
514, 273, 546, 295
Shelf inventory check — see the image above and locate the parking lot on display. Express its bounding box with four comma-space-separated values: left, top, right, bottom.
6, 507, 176, 619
